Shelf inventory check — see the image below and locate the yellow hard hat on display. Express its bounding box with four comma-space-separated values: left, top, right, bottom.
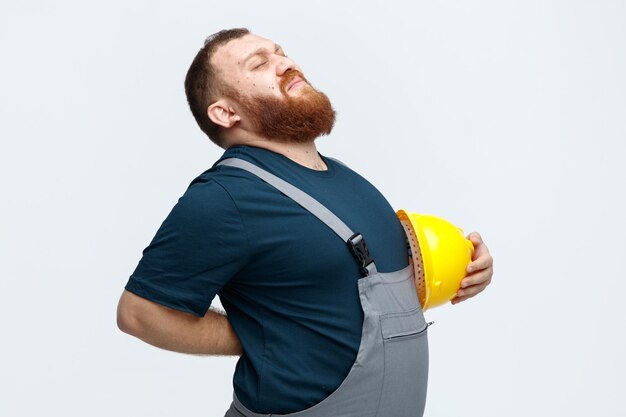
396, 210, 475, 310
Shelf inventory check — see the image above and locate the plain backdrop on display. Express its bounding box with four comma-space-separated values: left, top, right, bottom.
1, 1, 625, 416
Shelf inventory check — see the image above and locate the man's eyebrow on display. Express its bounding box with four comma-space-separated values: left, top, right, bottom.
241, 44, 283, 66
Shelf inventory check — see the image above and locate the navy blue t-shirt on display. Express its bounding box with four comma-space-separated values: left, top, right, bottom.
125, 145, 409, 414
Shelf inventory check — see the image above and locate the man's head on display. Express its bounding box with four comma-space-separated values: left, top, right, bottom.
184, 29, 336, 148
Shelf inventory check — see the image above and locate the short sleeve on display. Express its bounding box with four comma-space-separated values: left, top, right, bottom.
124, 178, 249, 317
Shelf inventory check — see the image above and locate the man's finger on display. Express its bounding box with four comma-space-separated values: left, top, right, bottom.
466, 255, 493, 273
456, 281, 489, 299
466, 232, 482, 244
461, 270, 492, 288
451, 294, 471, 304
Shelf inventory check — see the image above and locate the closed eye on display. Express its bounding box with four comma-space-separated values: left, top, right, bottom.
253, 61, 268, 69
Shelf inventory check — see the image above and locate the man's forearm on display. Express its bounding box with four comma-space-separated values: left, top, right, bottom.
123, 300, 243, 357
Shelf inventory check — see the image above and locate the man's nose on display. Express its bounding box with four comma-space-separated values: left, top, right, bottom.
276, 56, 300, 76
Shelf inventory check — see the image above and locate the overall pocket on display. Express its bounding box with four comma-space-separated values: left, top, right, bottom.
377, 307, 430, 417
380, 305, 428, 340
375, 267, 421, 315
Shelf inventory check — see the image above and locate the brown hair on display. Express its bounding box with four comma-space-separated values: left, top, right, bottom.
184, 28, 250, 147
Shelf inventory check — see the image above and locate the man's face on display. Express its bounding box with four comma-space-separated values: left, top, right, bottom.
211, 33, 336, 143
212, 33, 309, 99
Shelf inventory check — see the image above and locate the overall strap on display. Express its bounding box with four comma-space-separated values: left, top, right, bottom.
216, 157, 378, 277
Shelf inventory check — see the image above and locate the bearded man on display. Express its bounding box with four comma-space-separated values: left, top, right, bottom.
116, 28, 494, 417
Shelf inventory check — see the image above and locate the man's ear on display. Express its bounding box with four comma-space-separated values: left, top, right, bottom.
208, 99, 241, 128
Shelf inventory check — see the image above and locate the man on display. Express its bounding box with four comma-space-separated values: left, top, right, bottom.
117, 28, 494, 417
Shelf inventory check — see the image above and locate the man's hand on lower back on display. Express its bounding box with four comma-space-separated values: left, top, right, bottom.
118, 291, 243, 356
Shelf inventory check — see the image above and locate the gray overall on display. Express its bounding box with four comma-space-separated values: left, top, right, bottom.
217, 157, 430, 417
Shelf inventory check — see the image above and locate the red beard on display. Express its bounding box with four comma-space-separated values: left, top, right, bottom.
228, 70, 336, 144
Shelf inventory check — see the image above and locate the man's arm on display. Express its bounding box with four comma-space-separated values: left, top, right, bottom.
117, 289, 243, 356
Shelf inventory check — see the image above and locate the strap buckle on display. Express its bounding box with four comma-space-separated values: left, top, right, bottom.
347, 233, 375, 277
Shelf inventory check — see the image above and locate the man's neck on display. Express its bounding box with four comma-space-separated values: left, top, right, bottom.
227, 138, 328, 171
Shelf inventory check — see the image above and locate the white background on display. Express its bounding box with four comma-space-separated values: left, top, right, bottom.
1, 1, 625, 416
